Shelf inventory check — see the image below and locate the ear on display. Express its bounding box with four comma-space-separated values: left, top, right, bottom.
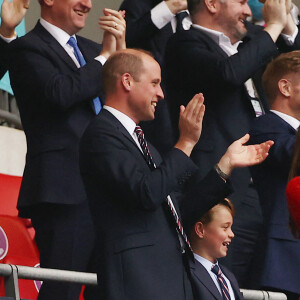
205, 0, 219, 13
194, 221, 205, 239
121, 73, 134, 92
278, 79, 291, 97
43, 0, 54, 6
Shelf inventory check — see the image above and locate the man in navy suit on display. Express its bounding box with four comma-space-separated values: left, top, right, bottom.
164, 0, 300, 286
8, 1, 125, 299
249, 51, 300, 300
79, 48, 273, 299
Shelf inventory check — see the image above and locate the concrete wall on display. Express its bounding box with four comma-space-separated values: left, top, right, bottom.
25, 0, 123, 42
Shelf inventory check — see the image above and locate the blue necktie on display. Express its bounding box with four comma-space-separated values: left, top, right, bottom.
67, 37, 102, 114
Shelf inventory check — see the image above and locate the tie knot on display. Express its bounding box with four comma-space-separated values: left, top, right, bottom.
176, 11, 189, 31
211, 264, 222, 277
135, 126, 144, 138
176, 11, 188, 21
67, 36, 77, 48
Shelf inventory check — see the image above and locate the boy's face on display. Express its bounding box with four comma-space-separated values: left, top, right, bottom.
201, 205, 234, 263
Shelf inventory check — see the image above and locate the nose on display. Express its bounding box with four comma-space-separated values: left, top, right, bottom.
81, 0, 92, 9
244, 3, 252, 17
228, 228, 235, 239
157, 84, 164, 100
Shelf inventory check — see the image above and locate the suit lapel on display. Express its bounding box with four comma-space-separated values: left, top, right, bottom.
77, 36, 101, 63
33, 21, 78, 71
101, 110, 153, 166
188, 27, 228, 58
190, 258, 222, 300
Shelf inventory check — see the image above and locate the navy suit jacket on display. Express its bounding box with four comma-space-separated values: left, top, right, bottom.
120, 0, 173, 65
188, 258, 244, 300
8, 21, 103, 215
79, 109, 232, 299
249, 112, 300, 294
164, 22, 300, 231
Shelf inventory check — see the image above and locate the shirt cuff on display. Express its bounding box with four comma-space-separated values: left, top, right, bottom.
151, 1, 174, 29
281, 26, 298, 45
291, 3, 299, 26
94, 55, 107, 65
0, 32, 16, 43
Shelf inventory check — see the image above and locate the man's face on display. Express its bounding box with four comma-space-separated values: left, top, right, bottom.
50, 0, 92, 35
216, 0, 252, 44
128, 57, 164, 123
201, 205, 234, 263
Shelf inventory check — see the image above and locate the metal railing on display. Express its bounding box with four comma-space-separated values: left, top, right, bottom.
0, 109, 21, 129
0, 263, 287, 300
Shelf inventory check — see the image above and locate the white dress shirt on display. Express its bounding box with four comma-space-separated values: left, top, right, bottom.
39, 18, 106, 67
270, 110, 300, 131
194, 253, 236, 300
151, 1, 191, 33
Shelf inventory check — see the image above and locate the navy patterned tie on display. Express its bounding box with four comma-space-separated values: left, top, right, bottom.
211, 264, 231, 300
67, 37, 102, 114
176, 11, 188, 32
134, 125, 192, 251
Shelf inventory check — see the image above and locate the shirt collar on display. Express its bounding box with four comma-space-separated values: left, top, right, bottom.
103, 105, 137, 137
192, 24, 242, 54
40, 18, 76, 48
193, 253, 218, 273
270, 110, 300, 131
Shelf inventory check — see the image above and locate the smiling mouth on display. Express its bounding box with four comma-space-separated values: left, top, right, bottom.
74, 10, 86, 17
151, 102, 157, 108
222, 242, 230, 247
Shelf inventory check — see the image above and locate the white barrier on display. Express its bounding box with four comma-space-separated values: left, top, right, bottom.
0, 263, 287, 300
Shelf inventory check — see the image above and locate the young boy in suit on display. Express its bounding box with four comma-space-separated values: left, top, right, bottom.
186, 198, 244, 300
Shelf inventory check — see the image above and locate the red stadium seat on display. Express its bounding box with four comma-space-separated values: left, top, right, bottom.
0, 173, 22, 217
0, 216, 40, 299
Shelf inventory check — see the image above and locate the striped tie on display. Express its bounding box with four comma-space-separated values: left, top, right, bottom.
134, 126, 192, 251
211, 264, 231, 300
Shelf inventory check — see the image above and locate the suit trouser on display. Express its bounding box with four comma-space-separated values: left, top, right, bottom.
30, 202, 96, 300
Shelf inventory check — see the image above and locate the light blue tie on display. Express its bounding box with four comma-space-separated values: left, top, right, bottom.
67, 36, 102, 114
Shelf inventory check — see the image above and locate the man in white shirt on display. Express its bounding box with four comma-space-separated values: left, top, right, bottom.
249, 50, 300, 300
164, 0, 300, 287
8, 1, 125, 299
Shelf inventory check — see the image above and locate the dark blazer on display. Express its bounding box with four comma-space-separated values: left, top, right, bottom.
120, 0, 173, 65
8, 21, 103, 215
188, 258, 244, 300
164, 23, 300, 271
79, 109, 232, 300
249, 112, 300, 294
